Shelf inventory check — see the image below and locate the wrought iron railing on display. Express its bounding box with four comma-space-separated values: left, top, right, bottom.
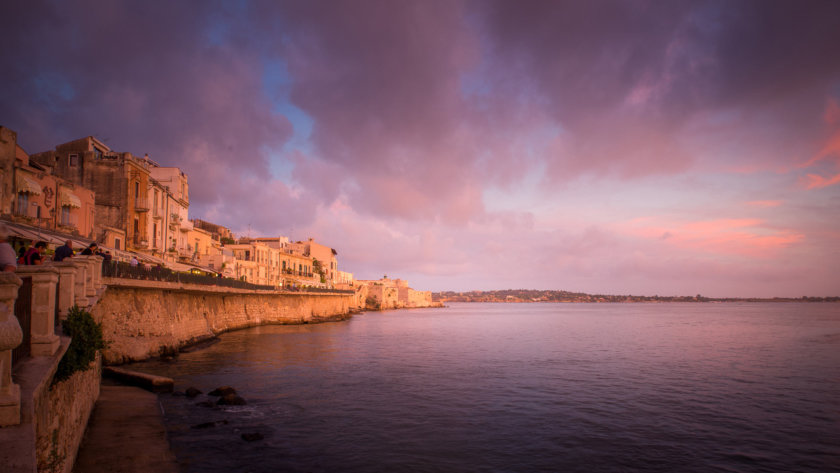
101, 260, 353, 294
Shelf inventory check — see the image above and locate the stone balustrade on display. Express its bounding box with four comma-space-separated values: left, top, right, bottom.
50, 261, 77, 320
0, 272, 23, 427
15, 266, 61, 357
69, 259, 89, 308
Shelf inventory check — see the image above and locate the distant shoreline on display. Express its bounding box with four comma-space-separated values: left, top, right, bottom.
434, 290, 839, 304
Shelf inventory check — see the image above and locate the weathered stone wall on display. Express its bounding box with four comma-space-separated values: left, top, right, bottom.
365, 284, 400, 310
92, 279, 354, 364
35, 354, 101, 473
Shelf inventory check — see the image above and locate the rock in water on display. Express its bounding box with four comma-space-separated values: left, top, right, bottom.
217, 393, 247, 406
185, 387, 202, 398
208, 386, 237, 396
241, 432, 264, 442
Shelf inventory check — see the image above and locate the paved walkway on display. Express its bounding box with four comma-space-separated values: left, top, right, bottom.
73, 385, 178, 473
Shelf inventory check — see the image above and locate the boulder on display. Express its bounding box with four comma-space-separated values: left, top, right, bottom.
208, 386, 237, 396
185, 387, 202, 398
216, 393, 247, 406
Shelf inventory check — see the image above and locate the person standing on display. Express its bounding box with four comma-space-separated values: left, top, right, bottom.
81, 242, 98, 255
130, 255, 139, 267
54, 240, 74, 262
0, 224, 17, 272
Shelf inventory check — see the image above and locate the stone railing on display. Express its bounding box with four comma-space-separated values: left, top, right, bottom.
0, 255, 104, 427
0, 255, 108, 473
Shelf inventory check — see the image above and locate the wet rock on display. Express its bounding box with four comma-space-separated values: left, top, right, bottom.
185, 387, 202, 398
195, 401, 216, 408
208, 386, 237, 396
241, 432, 264, 442
217, 393, 247, 406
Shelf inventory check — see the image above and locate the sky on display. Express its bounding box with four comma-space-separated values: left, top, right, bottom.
1, 0, 839, 297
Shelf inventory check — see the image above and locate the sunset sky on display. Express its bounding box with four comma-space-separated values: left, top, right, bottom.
2, 0, 839, 297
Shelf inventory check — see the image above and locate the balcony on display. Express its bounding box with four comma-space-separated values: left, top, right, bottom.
134, 197, 150, 212
132, 235, 149, 248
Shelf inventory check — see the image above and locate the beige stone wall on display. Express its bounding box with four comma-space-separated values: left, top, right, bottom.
92, 279, 354, 364
365, 284, 400, 310
36, 354, 101, 473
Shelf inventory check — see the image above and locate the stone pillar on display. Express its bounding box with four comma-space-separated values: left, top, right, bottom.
49, 261, 77, 321
69, 259, 89, 308
79, 256, 97, 299
16, 266, 60, 356
0, 273, 23, 427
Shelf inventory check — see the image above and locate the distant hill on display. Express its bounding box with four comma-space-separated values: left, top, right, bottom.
433, 289, 839, 303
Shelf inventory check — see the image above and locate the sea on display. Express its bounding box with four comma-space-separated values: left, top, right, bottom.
132, 302, 840, 473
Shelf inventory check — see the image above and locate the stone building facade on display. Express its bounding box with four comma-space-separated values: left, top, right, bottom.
0, 127, 96, 239
30, 136, 152, 251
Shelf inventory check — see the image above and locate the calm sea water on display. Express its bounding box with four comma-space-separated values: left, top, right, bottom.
132, 303, 840, 473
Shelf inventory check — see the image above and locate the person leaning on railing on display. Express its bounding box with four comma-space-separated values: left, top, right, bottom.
20, 241, 46, 265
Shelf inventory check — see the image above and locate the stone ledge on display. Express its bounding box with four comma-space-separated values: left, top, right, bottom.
103, 367, 174, 393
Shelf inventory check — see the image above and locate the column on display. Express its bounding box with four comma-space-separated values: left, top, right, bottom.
80, 257, 97, 299
69, 259, 89, 308
16, 266, 60, 356
49, 261, 76, 321
0, 273, 23, 426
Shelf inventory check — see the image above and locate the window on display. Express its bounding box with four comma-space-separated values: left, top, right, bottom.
134, 218, 139, 235
69, 154, 79, 166
16, 192, 29, 216
93, 147, 103, 159
134, 181, 139, 199
114, 238, 121, 250
60, 206, 71, 226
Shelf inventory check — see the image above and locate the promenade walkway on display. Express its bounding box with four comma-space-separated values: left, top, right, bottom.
73, 385, 178, 473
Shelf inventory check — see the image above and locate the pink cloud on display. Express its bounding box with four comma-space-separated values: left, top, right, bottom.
622, 218, 804, 258
801, 173, 840, 190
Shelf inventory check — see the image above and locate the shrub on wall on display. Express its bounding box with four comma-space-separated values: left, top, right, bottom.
54, 305, 107, 383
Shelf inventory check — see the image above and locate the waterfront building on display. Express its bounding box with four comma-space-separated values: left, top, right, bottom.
0, 127, 96, 240
144, 177, 169, 258
30, 136, 153, 252
285, 238, 339, 285
186, 226, 220, 263
355, 276, 432, 308
146, 162, 191, 263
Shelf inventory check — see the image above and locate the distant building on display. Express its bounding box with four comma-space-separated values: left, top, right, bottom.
192, 218, 234, 242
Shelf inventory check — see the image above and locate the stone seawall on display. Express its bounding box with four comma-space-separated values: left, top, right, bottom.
93, 278, 354, 364
36, 353, 101, 473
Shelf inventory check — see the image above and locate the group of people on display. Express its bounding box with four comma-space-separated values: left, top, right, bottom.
0, 223, 111, 272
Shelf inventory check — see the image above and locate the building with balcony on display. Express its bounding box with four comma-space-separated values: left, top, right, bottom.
0, 127, 96, 240
146, 163, 190, 263
30, 136, 151, 251
285, 238, 339, 285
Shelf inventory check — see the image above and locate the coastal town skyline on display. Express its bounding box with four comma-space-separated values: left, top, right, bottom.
2, 1, 839, 297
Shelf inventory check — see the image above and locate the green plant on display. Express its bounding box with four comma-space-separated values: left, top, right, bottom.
53, 305, 107, 383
